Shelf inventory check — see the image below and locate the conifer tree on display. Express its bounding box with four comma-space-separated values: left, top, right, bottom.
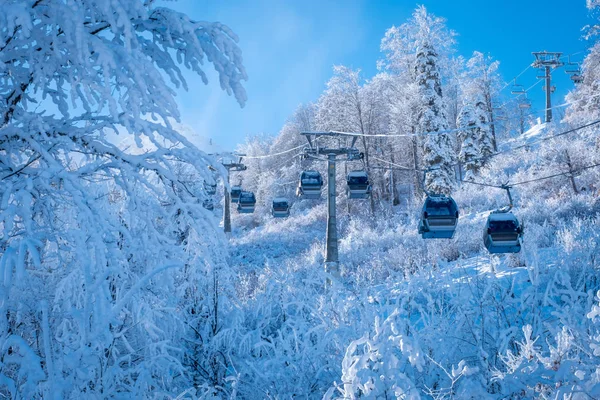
474, 97, 494, 161
457, 103, 480, 180
415, 41, 455, 194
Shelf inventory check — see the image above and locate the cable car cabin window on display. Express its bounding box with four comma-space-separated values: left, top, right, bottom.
301, 171, 323, 185
272, 202, 289, 212
302, 178, 321, 185
488, 220, 521, 242
348, 176, 368, 185
424, 199, 458, 217
239, 193, 256, 203
488, 220, 518, 233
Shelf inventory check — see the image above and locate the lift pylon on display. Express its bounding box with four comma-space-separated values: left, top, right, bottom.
211, 153, 247, 234
531, 51, 564, 123
300, 131, 363, 278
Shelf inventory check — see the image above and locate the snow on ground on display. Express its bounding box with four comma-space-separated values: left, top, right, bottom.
500, 119, 547, 151
222, 188, 600, 398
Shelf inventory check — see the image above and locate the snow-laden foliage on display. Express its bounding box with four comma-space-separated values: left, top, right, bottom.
565, 42, 600, 131
331, 309, 424, 399
415, 41, 455, 195
0, 1, 246, 397
462, 52, 502, 152
3, 1, 600, 398
380, 5, 457, 82
220, 3, 600, 399
457, 103, 481, 180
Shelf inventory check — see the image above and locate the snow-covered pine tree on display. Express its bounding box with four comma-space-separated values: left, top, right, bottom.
415, 41, 455, 194
474, 96, 494, 161
380, 6, 458, 198
463, 51, 502, 150
457, 103, 480, 180
380, 5, 456, 81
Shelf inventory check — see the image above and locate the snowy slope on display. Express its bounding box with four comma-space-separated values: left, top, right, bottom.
499, 118, 547, 151
222, 182, 600, 398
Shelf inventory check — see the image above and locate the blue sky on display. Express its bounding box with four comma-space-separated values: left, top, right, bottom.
162, 0, 594, 151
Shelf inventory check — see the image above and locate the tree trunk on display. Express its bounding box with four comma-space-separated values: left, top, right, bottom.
565, 150, 579, 194
389, 146, 400, 206
485, 91, 498, 151
412, 131, 423, 199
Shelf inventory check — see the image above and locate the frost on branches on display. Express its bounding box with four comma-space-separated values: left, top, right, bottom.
0, 0, 246, 398
462, 51, 501, 152
457, 97, 493, 180
328, 310, 424, 399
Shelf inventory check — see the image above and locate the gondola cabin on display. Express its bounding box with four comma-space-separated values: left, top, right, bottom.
204, 180, 217, 196
571, 74, 583, 84
202, 198, 214, 211
483, 212, 523, 254
272, 197, 290, 218
418, 195, 459, 239
237, 191, 256, 214
346, 170, 372, 199
230, 185, 242, 203
296, 170, 324, 199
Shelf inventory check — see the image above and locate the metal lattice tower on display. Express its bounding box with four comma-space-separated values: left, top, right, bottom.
531, 51, 564, 123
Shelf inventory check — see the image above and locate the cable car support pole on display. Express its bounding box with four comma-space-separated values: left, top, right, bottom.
502, 184, 514, 212
214, 153, 247, 235
224, 173, 231, 233
325, 153, 339, 277
532, 51, 564, 123
300, 131, 363, 279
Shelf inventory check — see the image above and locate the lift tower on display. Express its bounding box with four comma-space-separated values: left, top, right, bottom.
301, 131, 363, 278
532, 51, 564, 123
216, 153, 246, 234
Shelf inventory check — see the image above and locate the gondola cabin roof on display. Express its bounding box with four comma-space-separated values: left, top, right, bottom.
300, 171, 323, 186
347, 171, 368, 178
239, 192, 255, 201
273, 197, 288, 203
423, 196, 458, 213
488, 212, 519, 221
302, 170, 320, 175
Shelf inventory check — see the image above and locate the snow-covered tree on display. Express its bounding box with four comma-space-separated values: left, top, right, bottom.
315, 66, 384, 212
456, 96, 493, 180
315, 66, 361, 133
328, 310, 423, 399
565, 0, 600, 125
565, 43, 600, 131
380, 5, 457, 81
415, 40, 455, 194
457, 103, 480, 180
0, 1, 246, 397
474, 97, 494, 161
379, 6, 460, 198
462, 51, 502, 151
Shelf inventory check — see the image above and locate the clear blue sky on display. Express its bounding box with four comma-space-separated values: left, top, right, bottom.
162, 0, 594, 151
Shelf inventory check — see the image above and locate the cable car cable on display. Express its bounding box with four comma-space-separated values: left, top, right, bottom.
499, 64, 531, 92
242, 144, 306, 159
497, 119, 600, 154
458, 161, 600, 189
509, 161, 600, 186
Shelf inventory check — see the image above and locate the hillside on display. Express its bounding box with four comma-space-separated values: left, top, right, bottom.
219, 154, 600, 397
